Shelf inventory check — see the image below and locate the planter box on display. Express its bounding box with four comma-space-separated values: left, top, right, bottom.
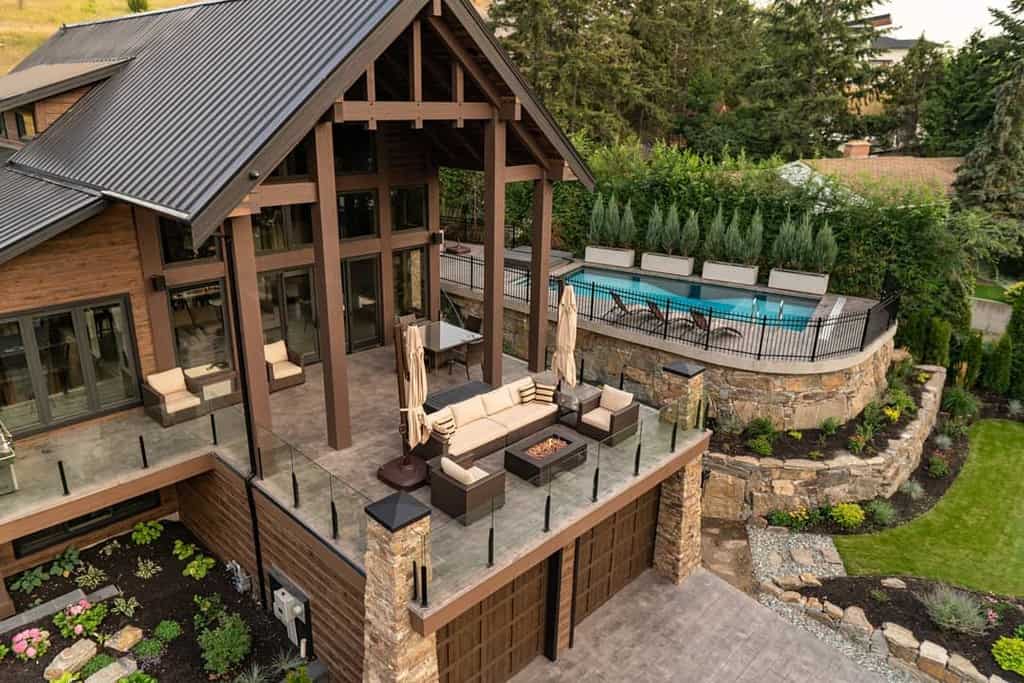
768, 268, 830, 296
640, 253, 694, 277
585, 246, 635, 269
701, 260, 759, 286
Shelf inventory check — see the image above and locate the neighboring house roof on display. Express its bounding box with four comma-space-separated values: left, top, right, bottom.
872, 36, 920, 51
802, 157, 962, 195
0, 167, 105, 262
3, 0, 593, 249
0, 61, 127, 111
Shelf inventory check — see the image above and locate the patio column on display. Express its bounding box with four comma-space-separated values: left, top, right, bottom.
312, 120, 353, 450
132, 208, 176, 373
653, 454, 703, 584
427, 172, 442, 321
528, 178, 553, 372
482, 117, 506, 385
226, 215, 273, 452
363, 493, 439, 683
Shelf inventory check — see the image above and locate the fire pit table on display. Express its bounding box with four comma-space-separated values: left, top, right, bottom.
504, 426, 588, 486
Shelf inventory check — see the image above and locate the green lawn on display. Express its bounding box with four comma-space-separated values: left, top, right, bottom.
974, 281, 1014, 303
836, 420, 1024, 597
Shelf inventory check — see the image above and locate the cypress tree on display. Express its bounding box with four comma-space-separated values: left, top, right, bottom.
746, 208, 764, 265
678, 207, 698, 258
984, 334, 1014, 395
723, 208, 745, 262
792, 213, 816, 271
925, 318, 953, 368
704, 204, 727, 262
604, 194, 621, 247
962, 331, 985, 389
813, 221, 839, 273
772, 212, 797, 269
620, 200, 637, 248
1008, 296, 1024, 397
646, 202, 665, 253
589, 194, 606, 244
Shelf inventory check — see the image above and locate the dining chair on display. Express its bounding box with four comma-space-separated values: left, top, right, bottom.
449, 339, 484, 380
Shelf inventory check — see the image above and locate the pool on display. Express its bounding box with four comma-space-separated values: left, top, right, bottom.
564, 267, 819, 327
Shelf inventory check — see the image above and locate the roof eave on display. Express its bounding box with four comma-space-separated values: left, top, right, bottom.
0, 196, 106, 267
0, 61, 127, 112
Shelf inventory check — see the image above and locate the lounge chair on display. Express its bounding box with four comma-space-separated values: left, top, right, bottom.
576, 385, 640, 445
601, 291, 647, 324
691, 310, 744, 339
265, 340, 307, 392
646, 301, 694, 333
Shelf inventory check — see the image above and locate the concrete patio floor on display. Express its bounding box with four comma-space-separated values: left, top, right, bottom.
515, 569, 882, 683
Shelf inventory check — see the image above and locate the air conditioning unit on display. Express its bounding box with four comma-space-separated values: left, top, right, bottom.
273, 587, 306, 646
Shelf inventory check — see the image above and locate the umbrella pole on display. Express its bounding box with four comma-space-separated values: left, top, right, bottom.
379, 321, 429, 490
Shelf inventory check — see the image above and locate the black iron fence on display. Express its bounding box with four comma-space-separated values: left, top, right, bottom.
440, 253, 899, 363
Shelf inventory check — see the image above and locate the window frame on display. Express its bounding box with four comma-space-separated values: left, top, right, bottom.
158, 218, 221, 266
333, 123, 377, 175
337, 189, 380, 240
390, 185, 429, 232
14, 107, 36, 141
166, 280, 233, 371
253, 204, 315, 254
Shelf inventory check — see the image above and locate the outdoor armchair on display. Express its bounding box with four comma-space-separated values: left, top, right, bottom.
429, 456, 506, 525
576, 384, 640, 445
265, 340, 307, 393
143, 367, 204, 427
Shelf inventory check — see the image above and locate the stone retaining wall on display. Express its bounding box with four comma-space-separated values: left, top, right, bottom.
445, 288, 895, 431
703, 366, 946, 520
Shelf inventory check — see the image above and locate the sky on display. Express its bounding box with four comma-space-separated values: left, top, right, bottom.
874, 0, 1012, 47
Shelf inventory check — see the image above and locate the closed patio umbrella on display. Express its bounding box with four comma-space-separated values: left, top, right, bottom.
405, 324, 431, 448
552, 284, 578, 388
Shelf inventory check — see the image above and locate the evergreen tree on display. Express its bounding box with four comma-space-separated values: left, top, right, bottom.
961, 331, 985, 389
646, 203, 665, 252
984, 334, 1014, 395
772, 212, 797, 269
793, 212, 815, 271
620, 200, 637, 248
589, 194, 606, 244
877, 37, 947, 151
604, 194, 621, 246
745, 208, 764, 265
679, 208, 698, 257
1008, 297, 1024, 398
704, 204, 727, 262
723, 208, 745, 262
813, 221, 839, 273
992, 0, 1024, 60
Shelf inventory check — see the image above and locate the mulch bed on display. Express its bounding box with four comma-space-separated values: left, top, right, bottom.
708, 372, 931, 462
0, 522, 284, 682
978, 392, 1024, 421
802, 576, 1024, 682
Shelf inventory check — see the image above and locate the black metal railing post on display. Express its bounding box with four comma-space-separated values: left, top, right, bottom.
329, 477, 339, 540
543, 479, 552, 532
487, 497, 495, 568
662, 300, 671, 339
633, 428, 643, 476
420, 564, 429, 608
589, 282, 597, 320
704, 309, 713, 350
290, 452, 300, 508
210, 413, 218, 445
618, 371, 625, 390
412, 561, 419, 602
756, 317, 768, 360
58, 460, 69, 496
138, 435, 149, 469
810, 318, 823, 361
469, 256, 475, 291
592, 444, 602, 502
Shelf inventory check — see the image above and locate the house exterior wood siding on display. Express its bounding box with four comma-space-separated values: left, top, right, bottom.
33, 86, 92, 133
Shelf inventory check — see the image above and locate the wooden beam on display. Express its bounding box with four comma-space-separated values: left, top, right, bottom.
529, 178, 553, 372
410, 20, 423, 129
256, 181, 318, 207
500, 96, 521, 122
431, 0, 442, 15
334, 100, 492, 123
227, 193, 259, 217
453, 63, 464, 128
367, 63, 376, 104
132, 208, 177, 371
483, 117, 506, 385
505, 164, 544, 183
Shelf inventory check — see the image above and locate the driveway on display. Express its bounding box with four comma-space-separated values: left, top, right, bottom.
514, 569, 882, 683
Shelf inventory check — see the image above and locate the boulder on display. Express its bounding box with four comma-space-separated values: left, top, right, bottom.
839, 606, 873, 640
820, 546, 843, 565
780, 591, 805, 606
702, 471, 747, 520
918, 640, 950, 680
870, 628, 890, 657
805, 597, 823, 612
108, 625, 143, 653
775, 575, 804, 590
799, 573, 822, 587
44, 639, 97, 681
790, 547, 817, 566
947, 654, 986, 683
759, 580, 784, 598
881, 577, 907, 590
882, 622, 919, 663
823, 601, 844, 623
85, 658, 137, 683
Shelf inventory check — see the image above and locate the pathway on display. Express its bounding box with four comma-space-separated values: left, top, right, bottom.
514, 569, 883, 683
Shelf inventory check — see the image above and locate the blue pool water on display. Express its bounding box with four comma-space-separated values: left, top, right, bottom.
564, 268, 819, 326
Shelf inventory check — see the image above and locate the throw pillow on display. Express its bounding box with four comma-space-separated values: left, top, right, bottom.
534, 382, 556, 404
518, 383, 537, 404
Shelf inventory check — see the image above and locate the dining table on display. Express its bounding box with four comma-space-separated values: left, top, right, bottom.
415, 320, 483, 372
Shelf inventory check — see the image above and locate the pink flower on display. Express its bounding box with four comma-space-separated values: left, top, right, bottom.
25, 647, 36, 659
12, 632, 25, 644
12, 641, 26, 654
28, 628, 40, 638
73, 625, 84, 635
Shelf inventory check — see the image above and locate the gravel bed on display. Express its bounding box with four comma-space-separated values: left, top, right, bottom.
748, 525, 847, 584
758, 594, 917, 683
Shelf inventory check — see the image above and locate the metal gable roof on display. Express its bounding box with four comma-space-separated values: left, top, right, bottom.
0, 61, 128, 111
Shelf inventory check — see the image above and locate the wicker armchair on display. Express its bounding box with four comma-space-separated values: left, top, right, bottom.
265, 341, 307, 393
576, 385, 640, 445
143, 367, 204, 427
429, 457, 506, 525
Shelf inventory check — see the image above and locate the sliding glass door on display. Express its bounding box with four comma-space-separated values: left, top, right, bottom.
342, 257, 382, 352
257, 269, 319, 361
0, 298, 141, 435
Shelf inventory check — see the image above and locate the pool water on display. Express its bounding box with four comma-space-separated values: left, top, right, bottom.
564, 268, 819, 324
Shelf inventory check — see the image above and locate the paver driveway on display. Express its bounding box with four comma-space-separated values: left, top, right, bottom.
514, 568, 882, 683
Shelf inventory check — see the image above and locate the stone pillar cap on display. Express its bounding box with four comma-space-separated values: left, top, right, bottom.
366, 492, 430, 532
663, 361, 705, 378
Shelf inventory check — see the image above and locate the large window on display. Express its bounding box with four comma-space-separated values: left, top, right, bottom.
0, 114, 8, 140
14, 107, 35, 141
0, 299, 140, 435
393, 248, 427, 319
338, 191, 378, 239
258, 270, 318, 360
391, 186, 427, 232
270, 133, 313, 179
253, 205, 314, 252
333, 124, 376, 174
159, 218, 219, 265
169, 283, 230, 371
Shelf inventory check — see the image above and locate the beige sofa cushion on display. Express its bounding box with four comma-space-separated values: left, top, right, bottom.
506, 377, 536, 405
427, 408, 455, 433
600, 385, 634, 412
440, 457, 488, 486
272, 361, 302, 380
147, 368, 187, 397
450, 396, 487, 428
265, 340, 289, 364
164, 390, 202, 415
582, 407, 613, 432
448, 418, 507, 457
482, 388, 515, 415
488, 402, 557, 432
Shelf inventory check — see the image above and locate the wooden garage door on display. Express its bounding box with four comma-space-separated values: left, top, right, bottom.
573, 486, 660, 626
436, 559, 549, 683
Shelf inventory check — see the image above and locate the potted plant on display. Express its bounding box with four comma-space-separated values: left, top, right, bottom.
584, 194, 637, 268
767, 211, 836, 295
640, 204, 699, 276
700, 205, 762, 286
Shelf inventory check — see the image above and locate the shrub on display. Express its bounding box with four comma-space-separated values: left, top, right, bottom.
589, 194, 605, 244
120, 673, 158, 683
771, 212, 798, 269
766, 508, 818, 531
869, 588, 891, 603
993, 637, 1024, 676
1016, 624, 1024, 639
54, 599, 108, 638
183, 555, 216, 581
112, 596, 140, 618
925, 317, 953, 367
933, 433, 954, 451
745, 208, 764, 264
234, 662, 271, 683
983, 334, 1014, 395
899, 479, 926, 500
154, 620, 182, 643
74, 565, 107, 591
793, 213, 815, 271
724, 208, 746, 263
198, 613, 252, 676
619, 200, 636, 247
194, 594, 227, 632
920, 586, 989, 635
848, 432, 869, 455
960, 332, 984, 388
939, 416, 970, 440
645, 202, 664, 252
604, 195, 621, 247
0, 643, 7, 661
98, 540, 121, 558
1009, 399, 1024, 417
942, 387, 980, 422
885, 387, 917, 416
11, 567, 47, 595
81, 653, 116, 678
133, 638, 165, 660
819, 416, 842, 436
786, 430, 803, 441
808, 450, 825, 461
716, 411, 744, 436
679, 207, 699, 257
286, 667, 313, 683
127, 0, 149, 12
173, 540, 197, 561
927, 456, 951, 479
864, 499, 897, 526
135, 558, 162, 580
813, 221, 838, 273
746, 435, 773, 456
49, 547, 82, 578
829, 503, 865, 530
745, 417, 776, 440
861, 402, 887, 432
131, 521, 163, 545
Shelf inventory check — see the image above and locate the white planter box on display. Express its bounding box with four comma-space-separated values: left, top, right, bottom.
640, 253, 694, 277
701, 261, 759, 286
768, 268, 830, 296
585, 246, 635, 269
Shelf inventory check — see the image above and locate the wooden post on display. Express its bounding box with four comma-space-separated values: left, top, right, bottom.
528, 178, 553, 372
226, 215, 273, 443
132, 208, 177, 372
428, 170, 442, 321
312, 121, 353, 449
410, 20, 423, 129
377, 125, 396, 345
483, 117, 506, 385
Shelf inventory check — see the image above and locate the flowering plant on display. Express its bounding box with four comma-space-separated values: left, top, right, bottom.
53, 599, 108, 638
883, 406, 901, 423
11, 628, 50, 661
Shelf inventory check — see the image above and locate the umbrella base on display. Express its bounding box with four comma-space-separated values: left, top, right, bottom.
378, 456, 429, 491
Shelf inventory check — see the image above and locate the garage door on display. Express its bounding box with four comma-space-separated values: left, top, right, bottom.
573, 486, 660, 626
436, 559, 549, 683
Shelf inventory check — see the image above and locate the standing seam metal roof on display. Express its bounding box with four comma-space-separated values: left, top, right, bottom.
0, 167, 104, 258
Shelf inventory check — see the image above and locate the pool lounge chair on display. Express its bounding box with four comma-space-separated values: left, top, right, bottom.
601, 291, 648, 324
691, 311, 744, 340
646, 301, 694, 333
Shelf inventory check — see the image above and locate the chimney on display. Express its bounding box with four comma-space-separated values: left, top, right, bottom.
843, 140, 871, 159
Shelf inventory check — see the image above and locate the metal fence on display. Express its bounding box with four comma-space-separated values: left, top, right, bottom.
440, 253, 899, 363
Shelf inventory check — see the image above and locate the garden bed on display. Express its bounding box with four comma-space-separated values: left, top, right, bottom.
802, 575, 1024, 682
0, 521, 287, 682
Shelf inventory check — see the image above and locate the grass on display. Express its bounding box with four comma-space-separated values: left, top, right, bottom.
836, 420, 1024, 597
974, 281, 1014, 304
0, 0, 182, 73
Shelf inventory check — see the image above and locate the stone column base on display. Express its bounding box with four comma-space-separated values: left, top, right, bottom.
653, 454, 703, 584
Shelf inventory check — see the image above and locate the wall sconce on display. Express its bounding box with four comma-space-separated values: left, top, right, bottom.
151, 275, 167, 292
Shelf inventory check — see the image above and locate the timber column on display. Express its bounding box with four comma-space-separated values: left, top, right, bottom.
312, 120, 353, 449
482, 116, 506, 385
363, 493, 439, 683
528, 178, 553, 372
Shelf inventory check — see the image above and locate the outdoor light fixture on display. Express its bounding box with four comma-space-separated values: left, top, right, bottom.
150, 274, 166, 292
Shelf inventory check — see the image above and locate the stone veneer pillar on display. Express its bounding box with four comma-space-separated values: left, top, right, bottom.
363, 493, 439, 683
653, 454, 704, 584
659, 361, 705, 430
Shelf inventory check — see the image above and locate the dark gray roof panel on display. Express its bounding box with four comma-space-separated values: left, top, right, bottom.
0, 167, 104, 261
11, 0, 403, 220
